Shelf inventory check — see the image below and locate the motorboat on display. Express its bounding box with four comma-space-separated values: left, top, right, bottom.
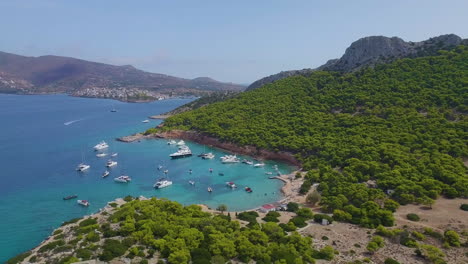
253, 163, 265, 167
63, 195, 77, 200
114, 175, 131, 183
77, 200, 90, 206
157, 165, 163, 170
102, 170, 110, 178
226, 182, 237, 188
188, 180, 195, 185
142, 120, 150, 123
163, 169, 169, 174
76, 163, 90, 172
176, 140, 185, 146
202, 153, 215, 159
111, 153, 118, 157
207, 187, 213, 192
94, 141, 109, 151
221, 155, 240, 163
96, 153, 107, 158
245, 187, 253, 193
170, 146, 192, 159
265, 172, 273, 175
242, 159, 253, 165
154, 179, 172, 189
218, 172, 224, 176
167, 140, 177, 145
106, 160, 118, 167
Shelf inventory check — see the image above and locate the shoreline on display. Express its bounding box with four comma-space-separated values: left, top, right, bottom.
117, 130, 301, 166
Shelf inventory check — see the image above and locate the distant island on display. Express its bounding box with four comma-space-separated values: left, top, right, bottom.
0, 51, 245, 102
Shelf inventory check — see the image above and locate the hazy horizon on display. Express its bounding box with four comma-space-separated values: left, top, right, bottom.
1, 0, 467, 84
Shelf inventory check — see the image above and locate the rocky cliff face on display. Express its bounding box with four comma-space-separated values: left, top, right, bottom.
247, 34, 465, 90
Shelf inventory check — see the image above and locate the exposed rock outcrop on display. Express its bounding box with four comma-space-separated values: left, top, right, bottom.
247, 34, 465, 90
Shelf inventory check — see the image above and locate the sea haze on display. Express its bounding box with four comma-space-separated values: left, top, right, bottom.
0, 94, 294, 262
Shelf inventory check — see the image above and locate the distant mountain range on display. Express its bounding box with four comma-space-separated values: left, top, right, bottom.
247, 34, 467, 90
0, 51, 245, 102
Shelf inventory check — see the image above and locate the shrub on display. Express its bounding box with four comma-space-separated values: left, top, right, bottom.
279, 222, 297, 232
444, 230, 461, 247
58, 256, 80, 264
237, 211, 259, 223
79, 218, 98, 227
423, 228, 443, 240
86, 231, 100, 242
38, 240, 65, 253
296, 208, 314, 219
312, 245, 334, 260
313, 214, 333, 224
412, 231, 426, 241
53, 245, 73, 253
53, 229, 63, 235
76, 248, 93, 260
299, 180, 312, 194
6, 251, 31, 264
99, 239, 128, 261
191, 248, 212, 264
406, 213, 420, 221
262, 211, 280, 222
109, 202, 118, 208
286, 202, 299, 212
123, 195, 134, 202
384, 258, 400, 264
322, 236, 329, 240
289, 216, 307, 228
460, 204, 468, 211
61, 217, 81, 226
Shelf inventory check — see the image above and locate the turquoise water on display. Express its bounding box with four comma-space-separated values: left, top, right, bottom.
0, 94, 294, 262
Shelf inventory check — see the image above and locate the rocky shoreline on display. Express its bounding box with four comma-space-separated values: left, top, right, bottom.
117, 130, 300, 166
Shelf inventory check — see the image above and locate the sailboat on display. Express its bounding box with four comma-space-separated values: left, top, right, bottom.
76, 150, 90, 172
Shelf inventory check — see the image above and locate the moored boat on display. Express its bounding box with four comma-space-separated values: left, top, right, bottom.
96, 153, 107, 158
77, 200, 90, 206
226, 181, 237, 188
111, 153, 118, 157
76, 163, 90, 172
63, 195, 78, 200
188, 180, 195, 185
253, 163, 265, 167
154, 179, 173, 189
221, 155, 240, 163
167, 140, 177, 145
106, 160, 118, 167
142, 120, 150, 123
202, 152, 215, 159
207, 187, 213, 192
245, 187, 253, 193
102, 170, 110, 178
170, 145, 192, 159
94, 141, 109, 151
114, 175, 131, 183
176, 140, 185, 146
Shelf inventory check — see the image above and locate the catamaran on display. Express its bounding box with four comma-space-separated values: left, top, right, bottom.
154, 179, 172, 189
76, 163, 90, 172
94, 141, 109, 151
114, 175, 131, 183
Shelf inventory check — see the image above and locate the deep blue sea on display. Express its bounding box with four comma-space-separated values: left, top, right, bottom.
0, 94, 294, 262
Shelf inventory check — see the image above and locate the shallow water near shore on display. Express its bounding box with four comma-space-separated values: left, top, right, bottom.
0, 94, 294, 262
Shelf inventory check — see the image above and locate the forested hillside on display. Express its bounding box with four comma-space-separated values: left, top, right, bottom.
161, 46, 468, 226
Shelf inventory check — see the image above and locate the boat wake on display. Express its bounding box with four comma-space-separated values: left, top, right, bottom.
64, 119, 82, 126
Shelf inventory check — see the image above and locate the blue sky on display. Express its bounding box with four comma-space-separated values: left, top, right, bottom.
1, 0, 467, 83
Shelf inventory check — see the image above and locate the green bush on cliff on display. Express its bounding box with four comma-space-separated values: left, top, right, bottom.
161, 45, 468, 227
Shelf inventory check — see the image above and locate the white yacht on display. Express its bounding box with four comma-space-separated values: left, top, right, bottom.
154, 179, 173, 189
76, 163, 90, 172
114, 175, 131, 183
170, 146, 192, 159
111, 153, 118, 157
106, 160, 118, 167
254, 163, 265, 167
96, 153, 107, 158
142, 120, 150, 123
77, 200, 90, 206
167, 140, 177, 145
102, 170, 110, 178
226, 181, 237, 188
221, 155, 240, 163
202, 152, 215, 159
176, 140, 185, 146
94, 141, 109, 151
